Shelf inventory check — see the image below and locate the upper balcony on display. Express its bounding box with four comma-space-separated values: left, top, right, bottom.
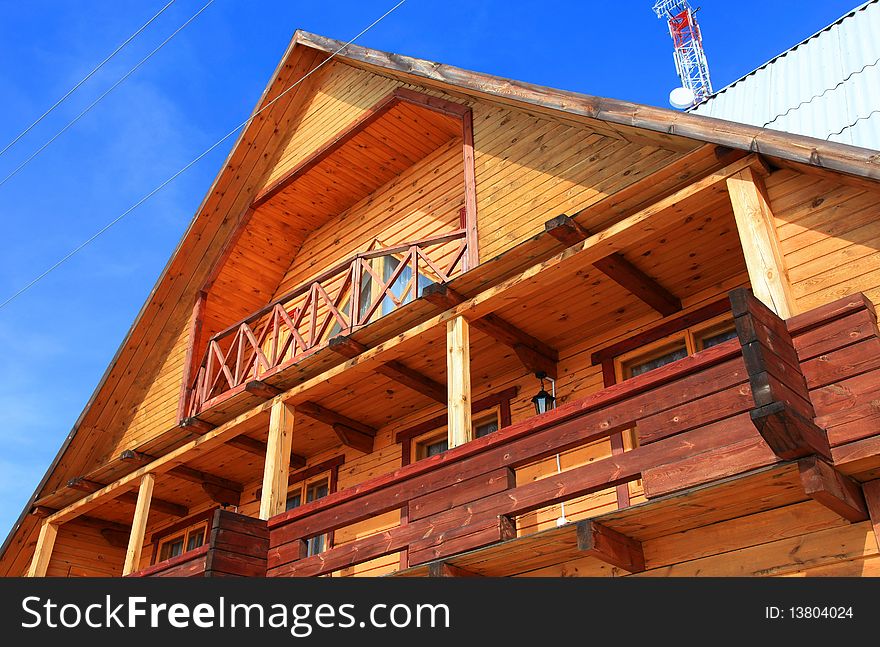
182, 88, 478, 421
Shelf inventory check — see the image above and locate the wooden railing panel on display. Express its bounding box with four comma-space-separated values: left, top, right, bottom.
187, 232, 467, 416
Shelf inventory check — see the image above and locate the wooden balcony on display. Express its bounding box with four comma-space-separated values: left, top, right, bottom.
185, 229, 468, 418
129, 289, 880, 577
258, 290, 878, 577
127, 509, 268, 577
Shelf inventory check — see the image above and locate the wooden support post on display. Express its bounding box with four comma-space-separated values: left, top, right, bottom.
447, 316, 472, 448
122, 473, 155, 576
181, 418, 305, 468
27, 521, 59, 577
576, 520, 645, 573
798, 457, 868, 522
864, 480, 880, 549
726, 166, 796, 319
425, 283, 558, 379
260, 401, 295, 520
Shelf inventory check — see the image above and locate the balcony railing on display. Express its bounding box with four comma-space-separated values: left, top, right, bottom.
186, 229, 467, 416
263, 290, 834, 577
134, 290, 879, 578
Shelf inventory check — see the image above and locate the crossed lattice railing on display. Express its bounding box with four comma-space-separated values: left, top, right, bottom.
186, 230, 467, 415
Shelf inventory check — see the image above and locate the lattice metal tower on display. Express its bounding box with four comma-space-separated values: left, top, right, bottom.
653, 0, 713, 107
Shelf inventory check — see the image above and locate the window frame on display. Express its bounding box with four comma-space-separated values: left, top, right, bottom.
411, 407, 501, 463
150, 511, 214, 565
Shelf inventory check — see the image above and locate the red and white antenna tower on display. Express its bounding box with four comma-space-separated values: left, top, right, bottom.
652, 0, 713, 109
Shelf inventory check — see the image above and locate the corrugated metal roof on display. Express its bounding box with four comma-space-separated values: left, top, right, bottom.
691, 0, 880, 150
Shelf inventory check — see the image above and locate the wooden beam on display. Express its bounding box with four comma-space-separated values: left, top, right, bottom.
260, 401, 296, 520
544, 213, 590, 246
427, 562, 480, 577
864, 480, 880, 549
126, 452, 242, 506
296, 401, 376, 435
576, 520, 645, 573
798, 456, 869, 522
29, 506, 58, 519
120, 492, 187, 518
122, 474, 154, 576
424, 283, 558, 379
27, 521, 58, 577
545, 215, 681, 316
245, 380, 283, 400
593, 254, 681, 317
67, 476, 188, 517
328, 335, 446, 403
447, 316, 472, 448
28, 506, 131, 548
181, 418, 305, 468
726, 166, 796, 318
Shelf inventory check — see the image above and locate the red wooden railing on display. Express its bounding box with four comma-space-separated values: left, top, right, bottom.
138, 290, 880, 578
262, 290, 835, 576
187, 230, 467, 415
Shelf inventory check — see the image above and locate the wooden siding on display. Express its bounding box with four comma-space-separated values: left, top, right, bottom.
768, 168, 880, 316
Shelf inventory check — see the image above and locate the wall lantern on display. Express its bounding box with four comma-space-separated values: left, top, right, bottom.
531, 371, 556, 415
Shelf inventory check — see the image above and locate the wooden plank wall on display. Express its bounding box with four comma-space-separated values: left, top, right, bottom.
768, 169, 880, 316
46, 520, 125, 577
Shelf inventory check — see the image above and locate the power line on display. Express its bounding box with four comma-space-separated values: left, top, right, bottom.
0, 0, 177, 160
0, 0, 408, 312
0, 0, 215, 191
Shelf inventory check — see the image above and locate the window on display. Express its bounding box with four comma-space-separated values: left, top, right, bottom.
156, 520, 207, 562
286, 477, 330, 556
616, 314, 736, 382
414, 411, 500, 461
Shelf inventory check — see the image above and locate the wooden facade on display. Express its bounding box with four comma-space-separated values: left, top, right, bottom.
4, 31, 880, 579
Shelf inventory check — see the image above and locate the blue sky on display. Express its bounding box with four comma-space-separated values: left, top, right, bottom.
0, 0, 862, 539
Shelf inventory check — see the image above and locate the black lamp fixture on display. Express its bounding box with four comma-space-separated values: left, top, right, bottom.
531, 371, 556, 415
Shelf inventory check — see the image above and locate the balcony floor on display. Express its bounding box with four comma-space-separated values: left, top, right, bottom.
391, 462, 809, 577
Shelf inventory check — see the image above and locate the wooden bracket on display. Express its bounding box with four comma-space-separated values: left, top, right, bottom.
180, 420, 305, 468
423, 283, 559, 379
66, 476, 188, 518
245, 380, 283, 400
798, 456, 868, 522
576, 520, 646, 573
298, 401, 377, 453
328, 335, 446, 403
427, 561, 480, 577
545, 215, 681, 316
731, 288, 831, 460
121, 449, 243, 503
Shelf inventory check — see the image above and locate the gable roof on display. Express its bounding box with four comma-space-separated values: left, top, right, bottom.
4, 27, 880, 573
691, 0, 880, 149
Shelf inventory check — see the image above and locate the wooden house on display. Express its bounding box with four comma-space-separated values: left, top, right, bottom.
4, 31, 880, 578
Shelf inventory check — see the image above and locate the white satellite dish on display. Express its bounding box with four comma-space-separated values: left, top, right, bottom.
669, 86, 696, 109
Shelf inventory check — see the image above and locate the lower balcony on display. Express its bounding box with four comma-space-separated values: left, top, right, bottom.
134, 289, 880, 577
